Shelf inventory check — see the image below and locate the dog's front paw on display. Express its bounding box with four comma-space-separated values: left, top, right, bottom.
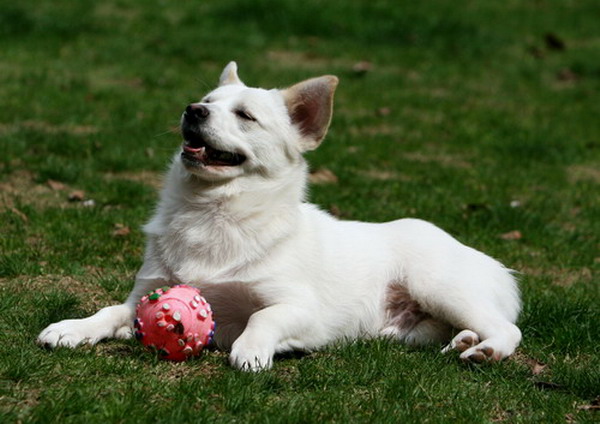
114, 325, 133, 340
37, 319, 98, 348
230, 338, 274, 372
37, 313, 133, 349
37, 304, 135, 349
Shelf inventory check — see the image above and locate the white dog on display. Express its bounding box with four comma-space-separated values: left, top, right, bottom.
38, 62, 522, 371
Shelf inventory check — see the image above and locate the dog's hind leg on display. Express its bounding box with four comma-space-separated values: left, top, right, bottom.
406, 263, 521, 362
386, 219, 522, 362
405, 273, 521, 362
384, 284, 521, 362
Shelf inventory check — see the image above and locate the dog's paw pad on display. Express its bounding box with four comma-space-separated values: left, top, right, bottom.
455, 335, 478, 352
464, 351, 487, 363
441, 329, 480, 354
460, 344, 500, 363
481, 346, 495, 357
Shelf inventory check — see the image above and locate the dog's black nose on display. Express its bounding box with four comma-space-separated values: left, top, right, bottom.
184, 104, 210, 122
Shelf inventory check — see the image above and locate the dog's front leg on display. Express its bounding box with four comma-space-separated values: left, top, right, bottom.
37, 303, 136, 348
229, 304, 310, 372
37, 276, 167, 348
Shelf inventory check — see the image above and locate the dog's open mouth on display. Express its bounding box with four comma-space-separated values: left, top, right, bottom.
181, 129, 246, 167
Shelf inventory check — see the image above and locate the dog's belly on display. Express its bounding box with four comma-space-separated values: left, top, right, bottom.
384, 283, 431, 331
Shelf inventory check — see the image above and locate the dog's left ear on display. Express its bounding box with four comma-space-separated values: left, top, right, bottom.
219, 61, 244, 86
282, 75, 339, 151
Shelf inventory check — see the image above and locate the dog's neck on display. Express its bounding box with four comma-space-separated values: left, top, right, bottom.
145, 159, 308, 282
167, 159, 306, 219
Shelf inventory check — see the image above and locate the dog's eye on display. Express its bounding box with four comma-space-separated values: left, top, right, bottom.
203, 98, 211, 104
235, 109, 256, 122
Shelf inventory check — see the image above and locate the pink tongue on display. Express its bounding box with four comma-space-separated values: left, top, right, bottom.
184, 145, 205, 154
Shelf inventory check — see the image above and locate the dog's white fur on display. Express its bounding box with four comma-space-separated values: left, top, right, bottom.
38, 62, 521, 371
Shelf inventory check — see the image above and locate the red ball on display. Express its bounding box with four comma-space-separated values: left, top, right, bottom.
134, 285, 215, 361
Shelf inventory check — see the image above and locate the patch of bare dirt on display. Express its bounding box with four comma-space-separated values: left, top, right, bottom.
357, 169, 412, 182
0, 169, 163, 214
2, 273, 131, 310
104, 170, 164, 190
266, 50, 335, 70
0, 120, 98, 136
0, 383, 42, 420
153, 355, 225, 381
94, 2, 141, 21
403, 150, 472, 169
521, 266, 594, 287
567, 164, 600, 184
0, 170, 72, 211
348, 123, 404, 137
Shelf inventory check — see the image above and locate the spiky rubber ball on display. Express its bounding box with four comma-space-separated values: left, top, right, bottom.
134, 285, 215, 361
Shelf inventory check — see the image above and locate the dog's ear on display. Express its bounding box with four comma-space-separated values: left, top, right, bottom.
282, 76, 339, 151
219, 61, 244, 86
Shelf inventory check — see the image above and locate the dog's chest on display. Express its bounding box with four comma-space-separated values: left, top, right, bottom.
153, 210, 273, 284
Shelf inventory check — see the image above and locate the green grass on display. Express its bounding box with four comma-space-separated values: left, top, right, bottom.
1, 0, 599, 422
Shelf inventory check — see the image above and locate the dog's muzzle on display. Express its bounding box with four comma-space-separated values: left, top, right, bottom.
180, 105, 247, 168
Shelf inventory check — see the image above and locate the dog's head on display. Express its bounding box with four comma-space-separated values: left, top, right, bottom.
179, 62, 338, 184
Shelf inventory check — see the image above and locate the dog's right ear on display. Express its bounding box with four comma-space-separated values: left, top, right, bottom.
282, 75, 339, 152
219, 61, 244, 86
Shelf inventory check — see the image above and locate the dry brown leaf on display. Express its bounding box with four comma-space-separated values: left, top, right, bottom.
577, 396, 600, 411
557, 68, 578, 82
309, 168, 338, 185
511, 352, 548, 376
47, 179, 66, 191
531, 361, 547, 375
68, 190, 86, 202
376, 107, 391, 117
112, 224, 131, 237
500, 230, 522, 240
525, 357, 547, 375
352, 61, 373, 75
9, 206, 28, 222
577, 404, 600, 411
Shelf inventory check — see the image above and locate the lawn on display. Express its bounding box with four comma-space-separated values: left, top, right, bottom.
1, 0, 599, 422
